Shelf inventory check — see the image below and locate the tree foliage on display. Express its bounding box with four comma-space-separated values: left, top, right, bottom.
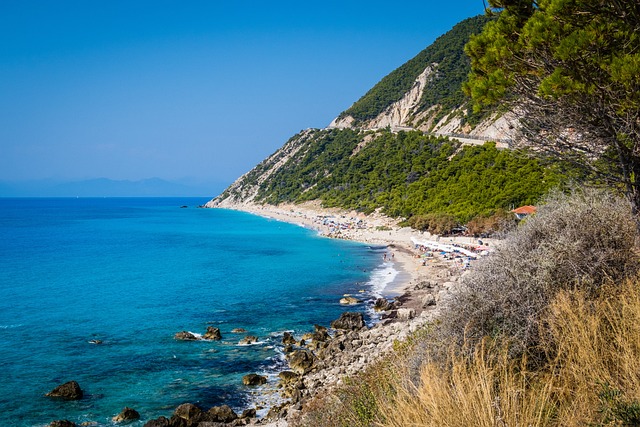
464, 0, 640, 211
252, 128, 578, 226
340, 15, 492, 126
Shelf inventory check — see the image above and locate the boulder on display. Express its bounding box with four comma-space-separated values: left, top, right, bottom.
174, 331, 199, 341
48, 421, 76, 427
174, 403, 203, 421
422, 294, 436, 307
330, 312, 365, 331
397, 308, 415, 320
45, 381, 83, 400
373, 298, 392, 312
231, 328, 247, 333
278, 370, 299, 385
142, 416, 170, 427
282, 331, 296, 345
207, 404, 238, 423
287, 349, 316, 375
240, 408, 256, 419
238, 335, 258, 345
113, 407, 140, 422
311, 328, 329, 342
203, 326, 222, 341
339, 296, 360, 305
242, 373, 267, 386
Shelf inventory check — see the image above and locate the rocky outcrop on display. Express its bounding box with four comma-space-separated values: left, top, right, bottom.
144, 402, 249, 427
48, 421, 76, 427
203, 326, 222, 341
330, 312, 365, 331
242, 373, 267, 386
339, 296, 360, 305
45, 381, 83, 400
174, 331, 199, 341
287, 349, 316, 375
238, 335, 259, 345
207, 405, 238, 423
113, 407, 140, 422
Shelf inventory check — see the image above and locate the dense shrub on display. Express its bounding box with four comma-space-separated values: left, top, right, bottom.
438, 188, 640, 362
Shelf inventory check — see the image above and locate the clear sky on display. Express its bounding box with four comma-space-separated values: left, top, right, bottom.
0, 0, 485, 191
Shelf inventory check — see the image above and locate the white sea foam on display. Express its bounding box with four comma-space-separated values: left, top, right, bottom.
367, 261, 399, 297
0, 324, 23, 329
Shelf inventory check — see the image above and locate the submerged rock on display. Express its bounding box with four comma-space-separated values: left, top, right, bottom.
330, 312, 365, 331
113, 407, 140, 423
231, 328, 247, 333
45, 381, 83, 400
242, 373, 267, 386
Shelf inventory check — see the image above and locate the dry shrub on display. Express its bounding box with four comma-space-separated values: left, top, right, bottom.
466, 208, 517, 237
378, 279, 640, 427
292, 357, 398, 427
381, 342, 557, 427
439, 188, 639, 362
545, 280, 640, 425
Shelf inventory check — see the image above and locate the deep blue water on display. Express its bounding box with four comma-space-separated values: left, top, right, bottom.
0, 198, 390, 426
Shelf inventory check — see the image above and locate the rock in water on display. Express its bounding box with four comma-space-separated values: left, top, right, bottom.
203, 326, 222, 340
339, 296, 360, 305
173, 403, 203, 421
238, 335, 258, 345
330, 312, 365, 331
45, 381, 83, 400
174, 331, 199, 341
113, 407, 140, 422
48, 421, 76, 427
282, 331, 296, 345
207, 404, 238, 422
242, 373, 267, 386
142, 416, 170, 427
374, 297, 392, 311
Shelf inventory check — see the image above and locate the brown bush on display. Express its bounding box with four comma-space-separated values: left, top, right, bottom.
437, 187, 639, 363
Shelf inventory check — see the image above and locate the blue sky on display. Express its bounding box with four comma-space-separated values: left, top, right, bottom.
0, 1, 485, 192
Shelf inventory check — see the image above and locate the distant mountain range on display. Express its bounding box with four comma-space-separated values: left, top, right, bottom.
0, 178, 226, 198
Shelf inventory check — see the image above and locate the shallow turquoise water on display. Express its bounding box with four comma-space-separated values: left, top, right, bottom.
0, 198, 387, 426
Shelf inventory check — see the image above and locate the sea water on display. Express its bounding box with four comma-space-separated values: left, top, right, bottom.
0, 198, 393, 426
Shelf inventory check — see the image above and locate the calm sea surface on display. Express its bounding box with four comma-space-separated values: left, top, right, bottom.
0, 198, 391, 426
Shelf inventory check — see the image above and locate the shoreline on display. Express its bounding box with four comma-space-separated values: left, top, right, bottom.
207, 200, 494, 426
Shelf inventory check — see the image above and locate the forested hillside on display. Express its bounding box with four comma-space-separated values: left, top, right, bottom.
210, 14, 586, 233
215, 127, 579, 231
336, 15, 493, 129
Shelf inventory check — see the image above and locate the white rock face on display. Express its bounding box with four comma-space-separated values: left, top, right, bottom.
327, 65, 436, 130
366, 65, 436, 129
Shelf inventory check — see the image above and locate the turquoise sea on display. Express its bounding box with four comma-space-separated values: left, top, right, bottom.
0, 198, 392, 426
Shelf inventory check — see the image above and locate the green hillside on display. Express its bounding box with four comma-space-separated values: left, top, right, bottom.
339, 15, 493, 125
248, 128, 575, 225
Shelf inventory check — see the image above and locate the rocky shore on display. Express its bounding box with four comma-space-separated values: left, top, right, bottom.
197, 200, 490, 427
47, 201, 489, 427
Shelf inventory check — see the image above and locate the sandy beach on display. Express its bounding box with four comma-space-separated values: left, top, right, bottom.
206, 200, 495, 426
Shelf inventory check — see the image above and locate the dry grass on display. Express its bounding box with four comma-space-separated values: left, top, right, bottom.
292, 189, 640, 427
373, 279, 640, 427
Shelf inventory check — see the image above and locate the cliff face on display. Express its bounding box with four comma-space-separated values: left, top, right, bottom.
210, 15, 519, 208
